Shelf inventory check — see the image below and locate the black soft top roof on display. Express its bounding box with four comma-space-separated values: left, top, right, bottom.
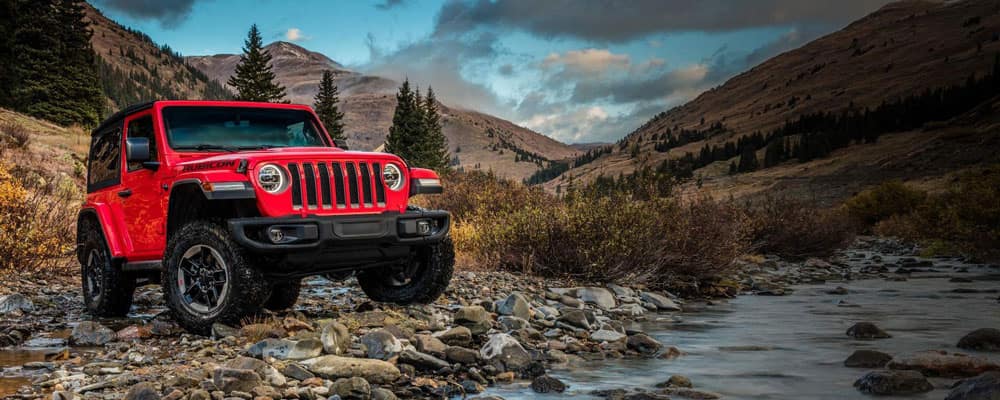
91, 101, 155, 136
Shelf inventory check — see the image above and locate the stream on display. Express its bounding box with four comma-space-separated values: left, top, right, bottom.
492, 253, 1000, 399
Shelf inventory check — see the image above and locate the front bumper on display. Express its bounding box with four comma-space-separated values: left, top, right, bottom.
227, 209, 450, 277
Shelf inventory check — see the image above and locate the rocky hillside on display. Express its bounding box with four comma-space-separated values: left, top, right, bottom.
547, 0, 1000, 196
186, 42, 579, 180
84, 3, 231, 111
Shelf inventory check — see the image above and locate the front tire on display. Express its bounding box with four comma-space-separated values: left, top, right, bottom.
357, 236, 454, 304
162, 221, 268, 335
263, 279, 302, 310
80, 219, 135, 317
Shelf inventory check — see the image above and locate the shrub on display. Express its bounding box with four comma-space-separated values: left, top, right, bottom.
0, 120, 31, 149
748, 196, 857, 260
0, 162, 78, 273
844, 181, 926, 227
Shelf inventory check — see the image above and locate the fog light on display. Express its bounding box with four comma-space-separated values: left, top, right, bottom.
268, 227, 285, 243
417, 220, 432, 236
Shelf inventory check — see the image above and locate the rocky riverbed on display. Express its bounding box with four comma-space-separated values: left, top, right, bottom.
0, 237, 998, 399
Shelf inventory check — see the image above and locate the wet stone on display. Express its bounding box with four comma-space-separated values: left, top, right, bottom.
845, 350, 893, 368
531, 375, 567, 393
846, 322, 891, 339
854, 370, 933, 395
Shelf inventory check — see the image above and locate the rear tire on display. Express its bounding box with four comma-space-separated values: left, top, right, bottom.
357, 236, 454, 304
80, 219, 135, 317
162, 221, 268, 335
263, 279, 302, 310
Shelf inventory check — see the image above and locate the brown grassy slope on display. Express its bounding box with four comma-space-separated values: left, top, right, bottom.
187, 43, 579, 180
84, 3, 221, 109
550, 0, 1000, 190
675, 96, 1000, 206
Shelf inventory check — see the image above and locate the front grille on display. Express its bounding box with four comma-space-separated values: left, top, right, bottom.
286, 161, 386, 210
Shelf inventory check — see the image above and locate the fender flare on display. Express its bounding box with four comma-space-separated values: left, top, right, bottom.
78, 205, 127, 259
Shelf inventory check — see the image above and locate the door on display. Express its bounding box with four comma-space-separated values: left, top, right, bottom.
119, 112, 166, 258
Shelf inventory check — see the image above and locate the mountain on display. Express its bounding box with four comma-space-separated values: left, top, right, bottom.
546, 0, 1000, 201
187, 41, 579, 180
84, 3, 231, 111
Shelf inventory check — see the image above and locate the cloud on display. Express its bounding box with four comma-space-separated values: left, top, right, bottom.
434, 0, 892, 42
374, 0, 406, 11
93, 0, 200, 28
541, 49, 631, 74
285, 28, 310, 42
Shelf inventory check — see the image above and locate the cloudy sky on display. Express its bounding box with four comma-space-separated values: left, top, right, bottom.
92, 0, 892, 144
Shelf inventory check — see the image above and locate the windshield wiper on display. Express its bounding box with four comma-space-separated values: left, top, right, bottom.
175, 144, 238, 152
235, 145, 286, 150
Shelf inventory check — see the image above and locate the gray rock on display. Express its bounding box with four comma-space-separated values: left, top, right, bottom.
497, 293, 531, 320
123, 382, 160, 400
300, 355, 401, 384
531, 375, 567, 393
320, 321, 351, 355
480, 333, 532, 370
0, 294, 33, 314
888, 350, 1000, 378
398, 349, 450, 370
69, 321, 115, 346
445, 346, 480, 364
558, 309, 593, 330
640, 292, 681, 311
211, 323, 239, 339
329, 377, 370, 400
607, 284, 635, 298
575, 287, 616, 309
854, 370, 933, 395
226, 356, 287, 387
657, 375, 692, 388
414, 334, 447, 358
846, 322, 891, 339
371, 387, 398, 400
281, 363, 314, 381
591, 330, 626, 342
498, 316, 530, 331
845, 350, 893, 368
454, 306, 492, 335
535, 306, 560, 319
361, 329, 403, 360
945, 371, 1000, 400
627, 333, 662, 356
213, 368, 262, 393
958, 329, 1000, 352
559, 295, 582, 308
461, 380, 485, 394
434, 326, 473, 347
246, 338, 323, 360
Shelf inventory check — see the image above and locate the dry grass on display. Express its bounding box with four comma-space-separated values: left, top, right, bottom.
747, 196, 857, 260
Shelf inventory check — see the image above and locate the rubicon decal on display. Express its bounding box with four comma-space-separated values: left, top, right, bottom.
181, 160, 236, 172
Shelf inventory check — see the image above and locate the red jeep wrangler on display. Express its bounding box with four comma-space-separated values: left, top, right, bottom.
77, 100, 453, 334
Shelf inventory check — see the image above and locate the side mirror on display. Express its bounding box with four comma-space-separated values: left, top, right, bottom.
334, 139, 349, 150
126, 137, 150, 162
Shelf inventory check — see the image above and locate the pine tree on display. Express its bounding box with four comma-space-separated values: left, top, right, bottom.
737, 146, 759, 172
313, 70, 345, 140
228, 24, 286, 102
419, 87, 450, 171
385, 81, 450, 171
385, 79, 422, 158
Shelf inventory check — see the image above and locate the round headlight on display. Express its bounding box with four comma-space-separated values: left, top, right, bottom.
383, 164, 404, 191
257, 164, 288, 194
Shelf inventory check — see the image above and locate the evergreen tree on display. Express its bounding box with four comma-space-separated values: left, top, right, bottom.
313, 70, 346, 140
5, 0, 103, 126
737, 146, 759, 172
385, 79, 422, 159
419, 87, 450, 171
228, 24, 286, 102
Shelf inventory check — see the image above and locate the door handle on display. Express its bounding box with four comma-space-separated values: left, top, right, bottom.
118, 189, 133, 198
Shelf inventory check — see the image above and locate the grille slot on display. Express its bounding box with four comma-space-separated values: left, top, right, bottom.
286, 160, 387, 211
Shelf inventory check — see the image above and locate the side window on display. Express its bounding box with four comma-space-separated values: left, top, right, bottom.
87, 124, 122, 191
126, 116, 157, 172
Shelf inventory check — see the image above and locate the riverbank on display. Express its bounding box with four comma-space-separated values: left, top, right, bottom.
0, 237, 997, 399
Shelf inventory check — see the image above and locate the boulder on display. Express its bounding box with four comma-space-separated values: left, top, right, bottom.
844, 350, 893, 368
627, 333, 662, 356
70, 321, 116, 346
887, 350, 1000, 378
361, 329, 403, 360
329, 377, 371, 400
945, 371, 1000, 400
497, 293, 531, 320
846, 322, 891, 339
0, 294, 33, 315
480, 333, 532, 370
558, 309, 594, 330
211, 323, 239, 338
853, 370, 933, 395
575, 287, 616, 309
445, 346, 480, 365
958, 329, 1000, 352
434, 326, 473, 347
531, 375, 567, 393
301, 355, 401, 384
657, 375, 692, 388
414, 334, 447, 358
226, 356, 287, 387
213, 367, 262, 393
640, 292, 681, 311
372, 387, 398, 400
591, 330, 626, 343
123, 382, 160, 400
398, 349, 450, 371
498, 316, 530, 331
246, 338, 323, 360
320, 321, 351, 355
281, 363, 314, 381
607, 284, 635, 298
454, 306, 492, 335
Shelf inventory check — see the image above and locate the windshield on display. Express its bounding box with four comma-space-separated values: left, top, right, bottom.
163, 106, 328, 151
